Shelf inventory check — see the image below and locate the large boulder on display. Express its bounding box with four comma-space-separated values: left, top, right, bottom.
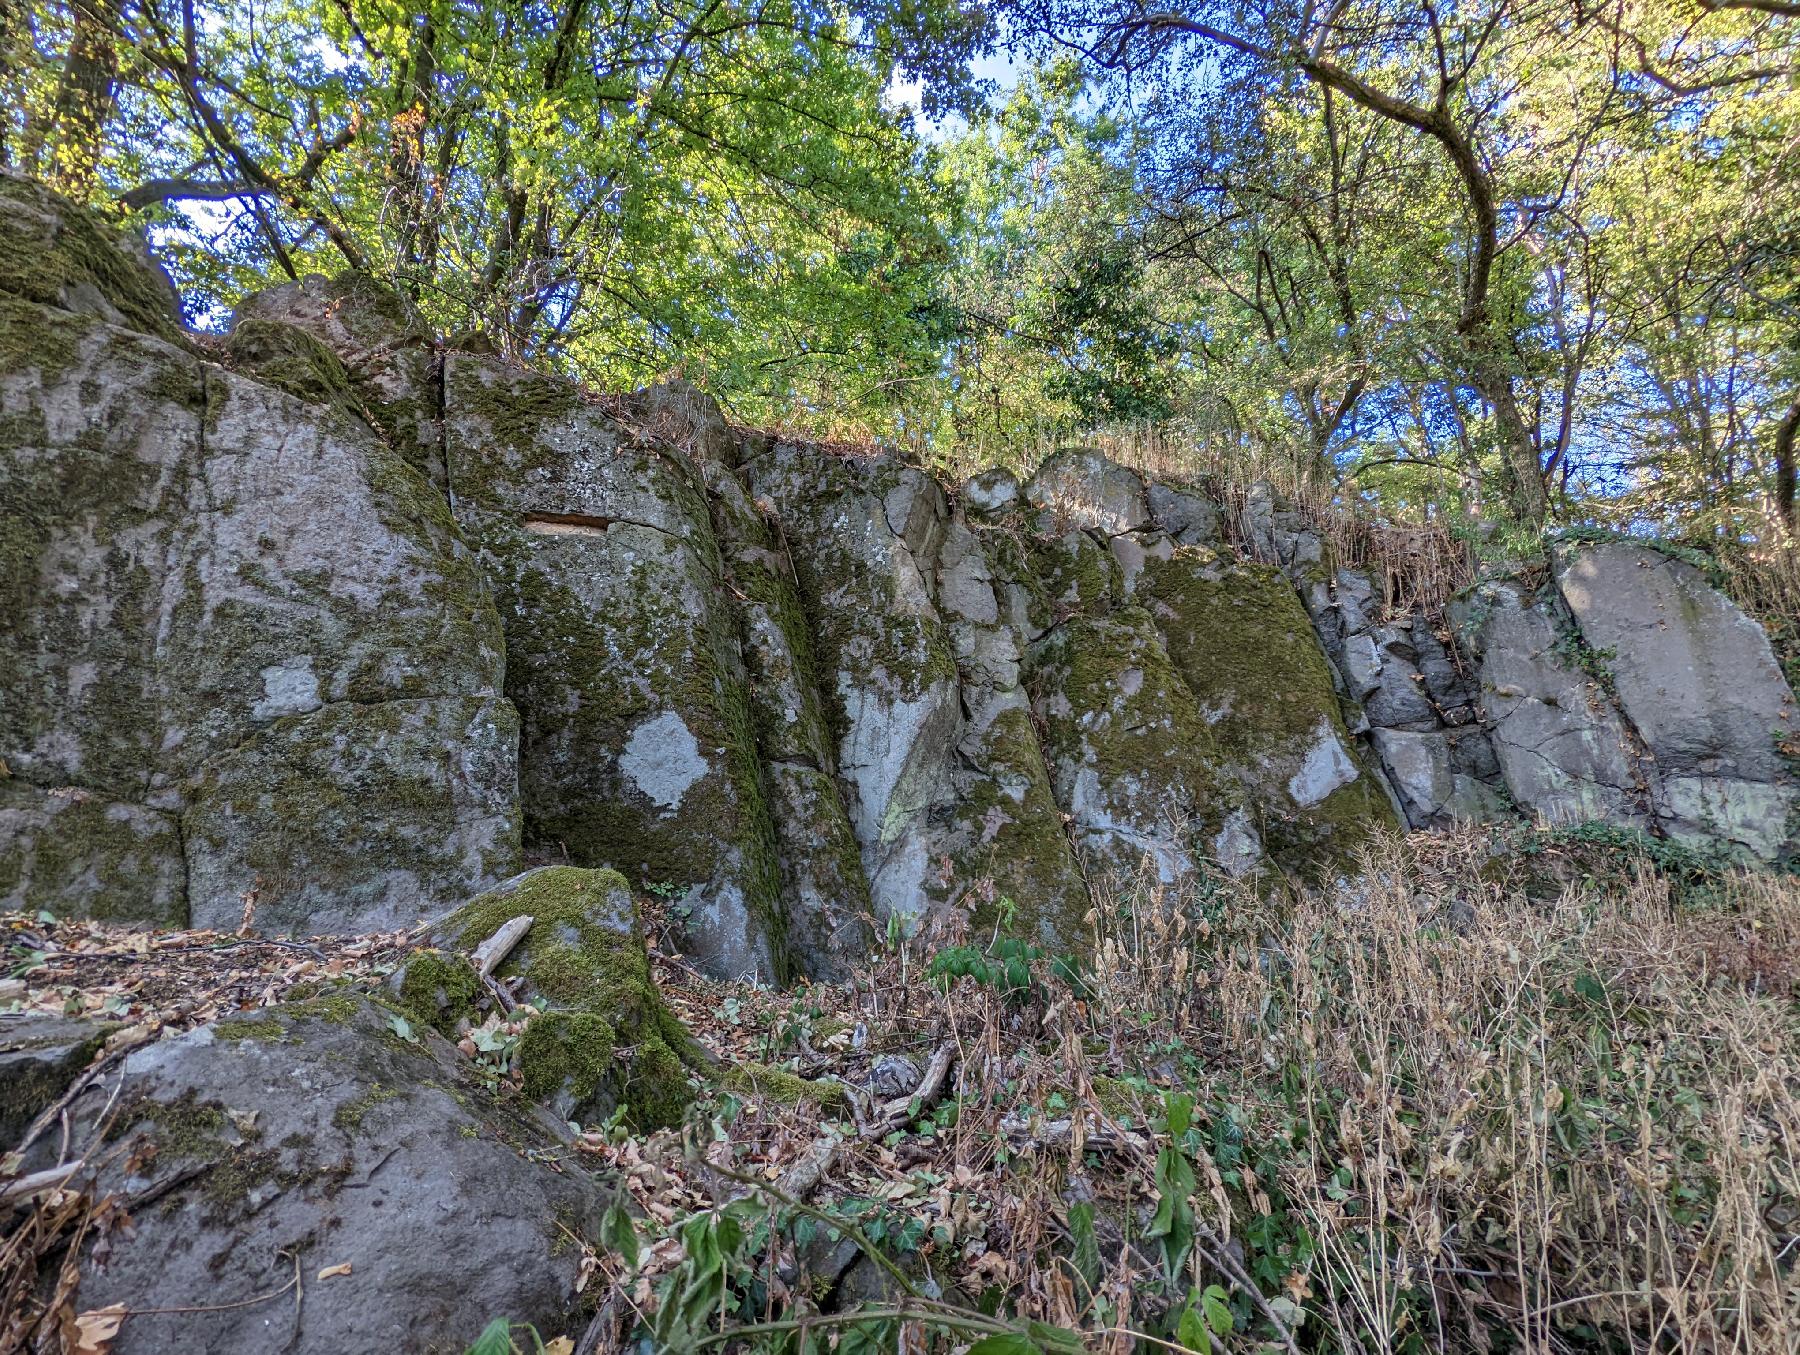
1030, 604, 1232, 883
30, 995, 606, 1353
1139, 551, 1399, 871
1554, 542, 1799, 858
698, 448, 873, 977
1025, 448, 1151, 536
444, 357, 784, 981
230, 272, 443, 483
1, 180, 521, 932
0, 171, 184, 343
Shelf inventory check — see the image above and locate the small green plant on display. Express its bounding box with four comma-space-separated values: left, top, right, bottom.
927, 935, 1085, 1006
1549, 628, 1619, 697
463, 1318, 554, 1355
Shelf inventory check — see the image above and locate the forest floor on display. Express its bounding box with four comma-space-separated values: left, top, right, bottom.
5, 829, 1799, 1354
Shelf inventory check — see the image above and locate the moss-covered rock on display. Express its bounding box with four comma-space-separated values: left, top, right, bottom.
716, 1059, 851, 1111
183, 695, 521, 933
0, 1014, 114, 1146
435, 866, 701, 1129
2, 245, 520, 930
0, 174, 186, 342
220, 317, 370, 430
393, 948, 484, 1037
1028, 604, 1234, 884
445, 355, 786, 983
230, 272, 444, 482
745, 443, 961, 927
2, 302, 201, 805
703, 459, 873, 979
1141, 552, 1398, 873
0, 781, 185, 922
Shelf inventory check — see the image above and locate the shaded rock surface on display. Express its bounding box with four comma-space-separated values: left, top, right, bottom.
5, 181, 1795, 980
24, 995, 605, 1354
0, 1013, 113, 1145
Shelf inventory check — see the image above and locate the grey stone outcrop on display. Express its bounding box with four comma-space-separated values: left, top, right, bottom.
22, 996, 605, 1353
6, 180, 1794, 981
0, 176, 520, 934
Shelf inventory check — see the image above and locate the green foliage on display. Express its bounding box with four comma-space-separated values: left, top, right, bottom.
463, 1318, 555, 1355
1513, 820, 1754, 895
927, 930, 1086, 1007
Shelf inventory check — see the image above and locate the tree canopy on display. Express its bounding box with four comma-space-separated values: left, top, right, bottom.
5, 0, 1798, 531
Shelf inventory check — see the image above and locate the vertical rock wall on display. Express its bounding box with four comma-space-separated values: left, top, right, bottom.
1455, 543, 1799, 859
0, 176, 521, 932
4, 181, 1793, 975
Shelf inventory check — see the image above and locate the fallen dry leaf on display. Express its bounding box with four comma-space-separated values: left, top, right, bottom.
316, 1262, 353, 1280
542, 1341, 575, 1355
73, 1303, 127, 1355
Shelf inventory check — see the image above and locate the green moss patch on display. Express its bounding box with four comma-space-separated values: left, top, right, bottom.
394, 949, 483, 1037
716, 1060, 849, 1111
441, 866, 703, 1128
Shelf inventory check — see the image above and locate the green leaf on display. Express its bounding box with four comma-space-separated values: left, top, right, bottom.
1201, 1285, 1234, 1336
1162, 1091, 1194, 1139
1026, 1320, 1086, 1353
1176, 1304, 1211, 1353
387, 1013, 418, 1044
1068, 1199, 1100, 1288
601, 1202, 639, 1270
464, 1317, 515, 1355
964, 1336, 1042, 1355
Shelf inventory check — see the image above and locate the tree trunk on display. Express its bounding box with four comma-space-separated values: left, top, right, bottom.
47, 0, 122, 197
1774, 393, 1800, 533
1469, 337, 1550, 525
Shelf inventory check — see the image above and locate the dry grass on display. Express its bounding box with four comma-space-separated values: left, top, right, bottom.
1717, 535, 1800, 703
1027, 419, 1476, 625
1068, 835, 1800, 1353
13, 834, 1793, 1354
601, 831, 1800, 1352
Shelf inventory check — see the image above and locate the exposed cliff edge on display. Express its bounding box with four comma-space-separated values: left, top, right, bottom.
3, 176, 1795, 982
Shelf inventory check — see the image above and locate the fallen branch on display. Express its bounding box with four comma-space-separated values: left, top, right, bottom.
860, 1041, 955, 1140
774, 1134, 839, 1201
471, 915, 532, 978
996, 1114, 1152, 1155
0, 1160, 85, 1206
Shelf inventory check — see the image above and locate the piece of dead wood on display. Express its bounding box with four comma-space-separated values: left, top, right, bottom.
718, 1131, 840, 1211
996, 1114, 1151, 1155
470, 915, 532, 978
775, 1134, 840, 1200
1, 1160, 85, 1207
860, 1041, 955, 1140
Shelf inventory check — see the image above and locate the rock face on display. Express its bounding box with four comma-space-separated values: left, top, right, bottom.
1452, 541, 1799, 858
0, 175, 521, 933
4, 180, 1795, 974
0, 1013, 113, 1145
25, 995, 605, 1354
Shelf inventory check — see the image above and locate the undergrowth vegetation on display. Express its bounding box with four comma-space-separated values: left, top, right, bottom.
563, 831, 1800, 1354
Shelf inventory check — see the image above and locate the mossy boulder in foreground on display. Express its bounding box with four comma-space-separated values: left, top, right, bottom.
20, 994, 605, 1355
415, 865, 702, 1129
